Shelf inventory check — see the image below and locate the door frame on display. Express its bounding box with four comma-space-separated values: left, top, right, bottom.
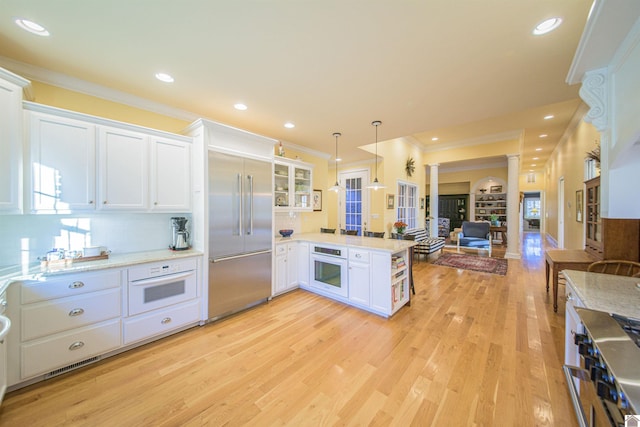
338, 169, 369, 234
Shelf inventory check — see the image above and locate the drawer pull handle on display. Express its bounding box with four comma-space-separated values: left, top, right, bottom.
161, 317, 172, 325
69, 308, 85, 317
355, 253, 361, 258
69, 341, 85, 351
69, 281, 85, 289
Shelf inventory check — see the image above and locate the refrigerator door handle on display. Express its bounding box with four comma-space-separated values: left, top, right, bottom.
237, 173, 243, 236
210, 249, 272, 263
247, 174, 254, 235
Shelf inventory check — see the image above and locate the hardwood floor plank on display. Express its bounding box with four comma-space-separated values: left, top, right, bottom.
0, 233, 578, 426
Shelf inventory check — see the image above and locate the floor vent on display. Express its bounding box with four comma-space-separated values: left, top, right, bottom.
45, 356, 100, 379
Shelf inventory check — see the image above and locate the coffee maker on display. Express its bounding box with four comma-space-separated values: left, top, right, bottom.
170, 217, 190, 250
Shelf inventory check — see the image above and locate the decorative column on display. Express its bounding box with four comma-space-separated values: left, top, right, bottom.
505, 154, 521, 259
429, 164, 439, 237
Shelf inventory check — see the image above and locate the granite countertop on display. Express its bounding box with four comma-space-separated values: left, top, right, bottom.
563, 269, 640, 319
0, 249, 203, 293
276, 232, 417, 252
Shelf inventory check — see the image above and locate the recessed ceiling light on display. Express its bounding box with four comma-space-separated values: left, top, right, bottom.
544, 114, 554, 120
531, 164, 537, 167
431, 137, 439, 141
529, 169, 535, 172
535, 147, 543, 151
533, 17, 563, 35
14, 18, 50, 36
284, 122, 295, 129
336, 158, 342, 162
155, 72, 174, 83
234, 103, 247, 111
533, 157, 539, 160
539, 134, 548, 138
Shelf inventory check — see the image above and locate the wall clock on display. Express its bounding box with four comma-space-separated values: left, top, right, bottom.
405, 157, 415, 177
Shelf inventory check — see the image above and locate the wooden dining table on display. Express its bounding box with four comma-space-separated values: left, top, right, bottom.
545, 249, 597, 312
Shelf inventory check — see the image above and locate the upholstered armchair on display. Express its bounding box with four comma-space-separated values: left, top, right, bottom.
457, 221, 492, 256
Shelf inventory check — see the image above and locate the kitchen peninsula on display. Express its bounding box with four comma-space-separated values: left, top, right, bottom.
275, 233, 417, 318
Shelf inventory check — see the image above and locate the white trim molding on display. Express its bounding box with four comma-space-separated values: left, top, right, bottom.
579, 68, 609, 132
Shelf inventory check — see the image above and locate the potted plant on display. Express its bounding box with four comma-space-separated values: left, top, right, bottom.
490, 214, 500, 226
394, 221, 408, 236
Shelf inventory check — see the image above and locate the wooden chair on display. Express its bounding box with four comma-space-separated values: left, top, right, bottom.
320, 228, 335, 234
363, 231, 385, 238
587, 260, 640, 277
340, 229, 357, 236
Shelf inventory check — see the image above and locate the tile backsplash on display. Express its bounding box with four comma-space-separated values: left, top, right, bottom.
0, 213, 191, 266
274, 211, 301, 236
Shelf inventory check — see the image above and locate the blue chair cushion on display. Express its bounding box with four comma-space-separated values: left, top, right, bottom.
459, 237, 491, 247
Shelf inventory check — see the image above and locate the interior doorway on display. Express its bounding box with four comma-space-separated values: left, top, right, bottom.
338, 169, 369, 235
523, 192, 541, 231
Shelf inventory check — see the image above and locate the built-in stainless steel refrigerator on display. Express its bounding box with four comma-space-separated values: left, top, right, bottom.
208, 149, 272, 321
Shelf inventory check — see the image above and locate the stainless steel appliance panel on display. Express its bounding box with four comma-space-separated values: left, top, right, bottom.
208, 251, 272, 320
209, 150, 245, 258
242, 157, 273, 254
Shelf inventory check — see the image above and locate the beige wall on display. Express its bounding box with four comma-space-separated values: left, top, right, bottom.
544, 119, 600, 249
30, 81, 190, 133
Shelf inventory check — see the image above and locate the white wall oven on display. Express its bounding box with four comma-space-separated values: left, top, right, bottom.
128, 259, 197, 316
309, 245, 348, 298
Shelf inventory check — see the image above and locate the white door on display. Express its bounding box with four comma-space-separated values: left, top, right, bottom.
558, 177, 565, 248
339, 169, 369, 235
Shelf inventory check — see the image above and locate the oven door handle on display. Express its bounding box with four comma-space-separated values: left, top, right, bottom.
562, 365, 589, 427
130, 271, 194, 287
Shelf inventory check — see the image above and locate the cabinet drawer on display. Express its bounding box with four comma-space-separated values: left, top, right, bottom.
21, 288, 121, 341
21, 270, 121, 304
123, 299, 200, 345
21, 319, 121, 379
349, 249, 370, 263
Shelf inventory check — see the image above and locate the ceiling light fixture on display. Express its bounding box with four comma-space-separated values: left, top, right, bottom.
431, 137, 439, 141
14, 18, 50, 36
329, 132, 343, 192
533, 17, 563, 35
535, 147, 543, 151
367, 120, 386, 190
533, 157, 539, 160
284, 122, 295, 129
155, 72, 174, 83
539, 134, 548, 138
234, 103, 247, 111
544, 114, 554, 120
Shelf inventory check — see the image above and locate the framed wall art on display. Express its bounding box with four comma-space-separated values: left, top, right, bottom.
386, 194, 395, 209
576, 189, 583, 222
490, 185, 503, 193
313, 189, 322, 211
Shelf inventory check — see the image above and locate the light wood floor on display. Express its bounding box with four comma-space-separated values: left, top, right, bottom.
0, 232, 577, 426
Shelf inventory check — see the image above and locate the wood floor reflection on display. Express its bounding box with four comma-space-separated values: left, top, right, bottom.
0, 232, 577, 426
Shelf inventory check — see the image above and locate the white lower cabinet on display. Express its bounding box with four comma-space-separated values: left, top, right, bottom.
123, 299, 200, 345
274, 241, 300, 295
298, 242, 309, 287
348, 248, 370, 307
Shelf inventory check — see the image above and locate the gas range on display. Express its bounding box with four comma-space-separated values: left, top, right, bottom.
573, 308, 640, 425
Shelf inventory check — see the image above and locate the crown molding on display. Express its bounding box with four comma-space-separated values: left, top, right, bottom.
0, 55, 200, 123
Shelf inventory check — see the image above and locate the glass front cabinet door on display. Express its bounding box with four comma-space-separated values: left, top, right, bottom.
274, 159, 313, 211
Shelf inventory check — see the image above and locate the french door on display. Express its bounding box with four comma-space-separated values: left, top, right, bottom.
339, 169, 369, 235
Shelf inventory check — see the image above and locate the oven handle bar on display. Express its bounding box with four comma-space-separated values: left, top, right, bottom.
129, 271, 195, 287
562, 365, 589, 427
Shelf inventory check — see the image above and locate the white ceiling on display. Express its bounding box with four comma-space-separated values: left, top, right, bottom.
0, 1, 594, 170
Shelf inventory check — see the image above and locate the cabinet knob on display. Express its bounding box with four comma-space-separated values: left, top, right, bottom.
355, 253, 361, 259
161, 317, 172, 325
154, 202, 158, 205
69, 341, 85, 351
69, 281, 85, 289
89, 200, 94, 204
103, 200, 107, 204
68, 308, 85, 317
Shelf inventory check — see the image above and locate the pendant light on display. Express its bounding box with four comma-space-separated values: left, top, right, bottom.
329, 132, 342, 192
367, 120, 386, 190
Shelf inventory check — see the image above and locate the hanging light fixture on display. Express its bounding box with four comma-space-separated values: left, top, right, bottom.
329, 132, 342, 192
367, 120, 386, 190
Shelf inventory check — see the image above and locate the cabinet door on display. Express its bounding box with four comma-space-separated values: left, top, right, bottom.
150, 136, 191, 211
98, 126, 148, 210
30, 113, 96, 212
274, 246, 288, 295
293, 166, 312, 210
0, 77, 24, 213
348, 261, 370, 306
286, 243, 299, 289
298, 242, 309, 286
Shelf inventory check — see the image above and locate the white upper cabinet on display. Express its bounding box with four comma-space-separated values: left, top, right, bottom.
24, 102, 192, 213
98, 126, 149, 210
274, 158, 313, 211
149, 136, 191, 211
29, 113, 96, 212
0, 69, 29, 213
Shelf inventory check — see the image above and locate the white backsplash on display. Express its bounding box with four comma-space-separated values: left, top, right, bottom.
0, 213, 191, 266
274, 211, 301, 236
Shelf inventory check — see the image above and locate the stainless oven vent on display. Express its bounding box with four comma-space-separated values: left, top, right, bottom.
45, 356, 100, 379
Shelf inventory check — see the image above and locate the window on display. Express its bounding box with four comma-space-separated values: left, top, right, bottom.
396, 182, 417, 229
525, 199, 540, 218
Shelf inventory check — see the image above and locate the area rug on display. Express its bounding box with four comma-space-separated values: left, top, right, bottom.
431, 252, 508, 275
